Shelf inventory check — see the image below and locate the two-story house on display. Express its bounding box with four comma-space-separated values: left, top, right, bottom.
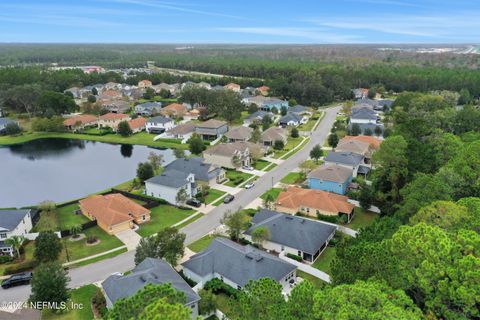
135, 102, 162, 116
0, 210, 33, 256
98, 113, 131, 130
145, 170, 196, 206
195, 119, 228, 141
146, 116, 175, 134
203, 141, 262, 169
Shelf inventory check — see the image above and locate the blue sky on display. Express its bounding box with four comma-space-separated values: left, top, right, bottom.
0, 0, 478, 43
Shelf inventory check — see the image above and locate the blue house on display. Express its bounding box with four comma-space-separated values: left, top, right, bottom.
307, 164, 353, 195
261, 98, 289, 112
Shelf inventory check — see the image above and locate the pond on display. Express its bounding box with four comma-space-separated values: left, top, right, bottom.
0, 138, 178, 208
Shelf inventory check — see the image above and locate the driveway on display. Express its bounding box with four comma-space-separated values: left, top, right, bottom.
115, 228, 142, 251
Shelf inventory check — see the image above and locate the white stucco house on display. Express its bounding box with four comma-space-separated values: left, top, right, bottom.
146, 115, 175, 134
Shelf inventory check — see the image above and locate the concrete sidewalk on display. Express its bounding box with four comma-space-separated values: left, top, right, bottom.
348, 199, 381, 214
279, 252, 331, 283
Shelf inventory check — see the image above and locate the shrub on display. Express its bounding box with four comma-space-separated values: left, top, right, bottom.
4, 260, 37, 275
92, 288, 107, 317
178, 270, 197, 287
203, 278, 238, 297
315, 213, 340, 224
286, 253, 303, 262
238, 238, 252, 246
0, 256, 13, 264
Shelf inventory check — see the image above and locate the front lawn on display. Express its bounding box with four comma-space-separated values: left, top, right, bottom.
137, 204, 195, 237
273, 136, 304, 159
188, 234, 218, 252
281, 137, 310, 160
42, 284, 97, 320
0, 241, 35, 276
343, 207, 378, 230
57, 204, 89, 230
63, 226, 124, 262
205, 189, 226, 204
312, 246, 336, 275
280, 172, 304, 185
253, 159, 272, 171
260, 188, 283, 201
224, 170, 254, 187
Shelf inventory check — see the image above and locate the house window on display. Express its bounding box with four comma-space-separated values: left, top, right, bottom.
237, 285, 241, 290
142, 215, 146, 221
0, 233, 6, 239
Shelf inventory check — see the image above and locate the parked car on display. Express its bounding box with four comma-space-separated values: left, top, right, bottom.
1, 272, 33, 289
242, 165, 254, 171
223, 195, 235, 204
186, 198, 202, 208
244, 182, 255, 189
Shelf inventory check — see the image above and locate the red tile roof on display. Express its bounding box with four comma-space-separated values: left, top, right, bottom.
63, 114, 97, 126
99, 113, 130, 121
128, 116, 146, 130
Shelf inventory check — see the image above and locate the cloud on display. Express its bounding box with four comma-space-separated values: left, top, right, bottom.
216, 27, 361, 43
0, 14, 122, 28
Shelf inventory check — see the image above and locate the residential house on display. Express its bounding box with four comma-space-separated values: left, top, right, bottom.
279, 112, 306, 127
352, 88, 369, 99
101, 100, 131, 114
64, 87, 81, 99
135, 102, 162, 116
152, 83, 180, 96
225, 126, 253, 142
99, 89, 123, 101
244, 209, 336, 263
104, 82, 121, 91
340, 135, 383, 150
356, 98, 394, 111
335, 139, 373, 163
224, 82, 241, 92
63, 114, 98, 131
275, 186, 355, 221
182, 237, 297, 291
160, 103, 187, 118
347, 122, 384, 136
164, 122, 196, 143
0, 210, 33, 256
242, 96, 288, 112
307, 164, 353, 195
197, 82, 212, 90
203, 141, 262, 169
137, 80, 152, 88
288, 105, 311, 115
350, 107, 379, 124
0, 118, 18, 134
184, 109, 200, 121
257, 85, 270, 96
195, 119, 228, 141
145, 170, 196, 205
323, 151, 368, 177
260, 127, 287, 147
79, 194, 150, 235
243, 110, 273, 126
164, 157, 226, 186
127, 117, 147, 133
102, 258, 200, 319
146, 116, 175, 134
98, 113, 131, 130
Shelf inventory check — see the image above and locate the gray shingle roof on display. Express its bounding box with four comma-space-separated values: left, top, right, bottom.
246, 111, 272, 121
164, 157, 222, 182
351, 107, 378, 120
225, 126, 253, 140
347, 123, 384, 134
0, 118, 15, 127
135, 102, 162, 110
146, 115, 172, 125
0, 210, 31, 232
182, 237, 296, 287
288, 105, 308, 114
102, 258, 200, 306
146, 169, 190, 188
245, 209, 336, 255
307, 164, 353, 183
279, 112, 302, 124
324, 151, 364, 167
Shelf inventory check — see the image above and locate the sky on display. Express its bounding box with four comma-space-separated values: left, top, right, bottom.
0, 0, 479, 44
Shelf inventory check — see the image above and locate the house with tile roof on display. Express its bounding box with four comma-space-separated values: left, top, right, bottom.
340, 135, 383, 150
224, 82, 241, 92
257, 85, 270, 96
79, 194, 150, 235
244, 209, 336, 263
63, 114, 98, 131
137, 80, 152, 88
275, 186, 355, 221
225, 126, 253, 142
182, 237, 297, 291
160, 103, 187, 118
307, 164, 353, 195
102, 258, 200, 319
98, 113, 131, 130
0, 210, 33, 256
127, 116, 147, 133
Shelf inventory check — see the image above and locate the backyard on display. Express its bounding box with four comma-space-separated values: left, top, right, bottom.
312, 246, 337, 275
136, 204, 195, 237
342, 207, 378, 230
297, 270, 327, 289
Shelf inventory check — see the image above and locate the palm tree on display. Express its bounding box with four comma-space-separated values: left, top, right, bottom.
70, 225, 82, 239
5, 236, 25, 259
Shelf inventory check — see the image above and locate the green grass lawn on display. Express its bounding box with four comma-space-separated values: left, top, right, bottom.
281, 137, 310, 160
63, 226, 124, 262
273, 136, 304, 159
205, 189, 226, 204
253, 159, 272, 171
224, 170, 254, 187
297, 117, 318, 131
212, 197, 226, 206
260, 188, 283, 201
57, 204, 89, 230
137, 204, 195, 237
312, 247, 336, 275
175, 212, 204, 229
343, 208, 378, 230
188, 234, 220, 252
42, 284, 97, 320
31, 210, 59, 232
0, 131, 187, 149
297, 270, 328, 289
280, 172, 304, 184
67, 247, 128, 268
215, 293, 234, 317
0, 241, 35, 276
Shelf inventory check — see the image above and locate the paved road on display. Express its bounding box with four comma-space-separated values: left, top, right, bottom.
0, 106, 340, 305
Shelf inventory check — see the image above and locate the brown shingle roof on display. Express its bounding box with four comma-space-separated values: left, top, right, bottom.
197, 119, 227, 129
161, 103, 186, 116
167, 122, 196, 135
335, 140, 371, 157
79, 194, 150, 227
307, 164, 353, 183
204, 141, 261, 157
225, 126, 253, 140
276, 186, 354, 215
261, 127, 287, 142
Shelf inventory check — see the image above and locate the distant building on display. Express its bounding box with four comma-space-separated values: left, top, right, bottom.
146, 116, 175, 134
63, 114, 98, 131
135, 102, 162, 116
98, 113, 131, 130
137, 80, 152, 88
127, 116, 147, 133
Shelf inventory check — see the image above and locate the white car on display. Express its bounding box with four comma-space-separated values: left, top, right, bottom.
244, 182, 255, 189
242, 165, 254, 171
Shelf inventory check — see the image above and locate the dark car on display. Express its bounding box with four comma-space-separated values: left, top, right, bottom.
186, 198, 202, 208
223, 194, 235, 204
1, 272, 33, 289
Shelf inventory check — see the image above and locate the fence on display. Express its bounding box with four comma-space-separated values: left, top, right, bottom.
60, 220, 97, 238
108, 188, 161, 209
